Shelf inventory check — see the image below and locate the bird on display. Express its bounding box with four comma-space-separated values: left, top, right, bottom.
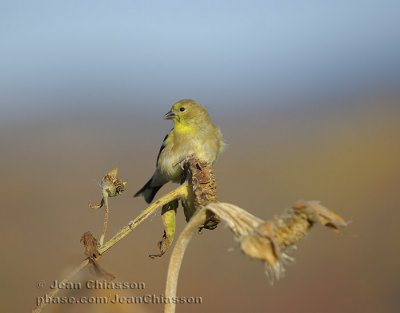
134, 99, 224, 204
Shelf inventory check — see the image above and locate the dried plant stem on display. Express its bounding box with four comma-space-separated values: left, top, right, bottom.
99, 183, 188, 254
99, 190, 109, 246
32, 183, 189, 313
164, 208, 207, 313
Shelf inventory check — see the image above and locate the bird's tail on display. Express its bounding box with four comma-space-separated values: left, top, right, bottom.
134, 178, 163, 204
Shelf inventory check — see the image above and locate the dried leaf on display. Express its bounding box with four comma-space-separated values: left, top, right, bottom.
80, 232, 100, 258
107, 167, 119, 178
89, 198, 104, 210
240, 233, 278, 266
307, 201, 347, 232
149, 200, 178, 258
89, 258, 115, 281
199, 211, 221, 231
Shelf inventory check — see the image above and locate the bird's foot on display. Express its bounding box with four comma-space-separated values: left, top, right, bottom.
173, 153, 198, 170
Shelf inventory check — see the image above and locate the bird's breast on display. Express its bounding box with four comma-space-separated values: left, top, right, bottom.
157, 130, 220, 182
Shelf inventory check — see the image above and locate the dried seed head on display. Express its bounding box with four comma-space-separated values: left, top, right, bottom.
101, 167, 127, 197
180, 155, 220, 229
204, 201, 346, 282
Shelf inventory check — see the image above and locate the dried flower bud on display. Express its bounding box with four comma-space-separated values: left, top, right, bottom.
101, 167, 127, 197
89, 168, 127, 210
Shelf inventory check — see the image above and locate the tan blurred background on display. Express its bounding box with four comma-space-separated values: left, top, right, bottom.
2, 1, 400, 312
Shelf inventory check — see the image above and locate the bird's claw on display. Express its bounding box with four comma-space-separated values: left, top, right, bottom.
173, 153, 198, 170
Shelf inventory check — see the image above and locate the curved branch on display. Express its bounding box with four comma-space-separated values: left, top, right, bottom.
164, 208, 207, 313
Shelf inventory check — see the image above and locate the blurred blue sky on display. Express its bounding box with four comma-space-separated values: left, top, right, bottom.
1, 0, 399, 121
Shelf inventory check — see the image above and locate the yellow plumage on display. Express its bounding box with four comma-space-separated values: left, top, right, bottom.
134, 99, 224, 203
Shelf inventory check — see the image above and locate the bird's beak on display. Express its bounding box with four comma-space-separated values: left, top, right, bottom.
164, 111, 176, 120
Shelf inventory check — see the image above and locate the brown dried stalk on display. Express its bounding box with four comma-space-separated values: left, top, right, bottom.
165, 209, 208, 313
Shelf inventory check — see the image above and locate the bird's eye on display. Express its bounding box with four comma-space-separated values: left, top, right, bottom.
180, 107, 185, 112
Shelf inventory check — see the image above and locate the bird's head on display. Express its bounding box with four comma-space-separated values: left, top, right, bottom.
164, 99, 210, 128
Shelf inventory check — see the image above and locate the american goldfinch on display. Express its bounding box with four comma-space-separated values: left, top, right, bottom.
134, 99, 224, 203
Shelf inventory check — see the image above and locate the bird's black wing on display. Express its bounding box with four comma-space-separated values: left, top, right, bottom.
156, 132, 170, 166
